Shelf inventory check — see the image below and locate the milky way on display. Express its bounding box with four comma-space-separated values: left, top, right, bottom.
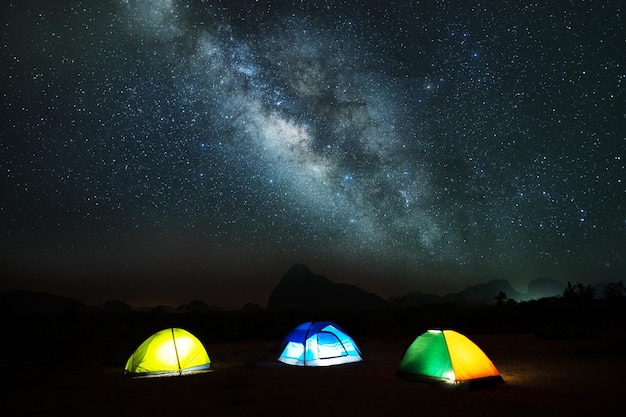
1, 1, 624, 305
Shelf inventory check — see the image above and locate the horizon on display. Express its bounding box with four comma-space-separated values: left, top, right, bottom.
3, 264, 615, 310
2, 1, 624, 309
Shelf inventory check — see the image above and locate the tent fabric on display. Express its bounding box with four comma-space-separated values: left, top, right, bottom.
278, 321, 362, 366
124, 328, 211, 376
397, 329, 503, 388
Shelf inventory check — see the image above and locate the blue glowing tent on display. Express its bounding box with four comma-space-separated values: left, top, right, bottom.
278, 321, 362, 366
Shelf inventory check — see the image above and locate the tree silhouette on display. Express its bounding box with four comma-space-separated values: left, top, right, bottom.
563, 281, 595, 301
603, 281, 625, 299
494, 291, 508, 306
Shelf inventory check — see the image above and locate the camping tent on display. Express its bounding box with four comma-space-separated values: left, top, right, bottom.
396, 329, 503, 388
124, 328, 211, 376
278, 321, 362, 366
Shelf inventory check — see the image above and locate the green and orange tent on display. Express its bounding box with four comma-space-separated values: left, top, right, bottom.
124, 328, 211, 377
396, 329, 503, 388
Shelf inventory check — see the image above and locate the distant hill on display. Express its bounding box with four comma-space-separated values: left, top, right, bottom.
268, 267, 571, 310
441, 279, 523, 305
525, 277, 565, 300
5, 272, 603, 313
176, 300, 220, 313
267, 264, 387, 310
391, 279, 524, 307
0, 290, 84, 315
101, 299, 134, 313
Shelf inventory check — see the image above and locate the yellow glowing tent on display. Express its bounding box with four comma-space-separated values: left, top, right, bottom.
124, 328, 211, 377
397, 329, 503, 388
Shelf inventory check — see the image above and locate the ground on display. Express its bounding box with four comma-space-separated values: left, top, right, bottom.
3, 333, 623, 416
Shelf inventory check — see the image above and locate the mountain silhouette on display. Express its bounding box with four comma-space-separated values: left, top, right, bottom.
267, 264, 386, 310
441, 279, 524, 305
101, 299, 134, 313
526, 277, 565, 300
390, 279, 527, 307
0, 290, 84, 314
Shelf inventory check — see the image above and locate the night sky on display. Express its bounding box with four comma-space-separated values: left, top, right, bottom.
2, 1, 624, 308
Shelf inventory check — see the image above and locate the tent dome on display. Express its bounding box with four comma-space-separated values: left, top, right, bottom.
124, 328, 211, 377
278, 321, 362, 366
397, 329, 503, 388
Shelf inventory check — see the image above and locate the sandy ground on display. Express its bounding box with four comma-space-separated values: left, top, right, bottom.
2, 333, 624, 417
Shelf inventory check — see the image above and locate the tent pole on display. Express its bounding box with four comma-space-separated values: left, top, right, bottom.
303, 322, 314, 366
171, 328, 182, 375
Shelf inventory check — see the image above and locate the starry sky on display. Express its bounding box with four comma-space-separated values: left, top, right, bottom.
1, 0, 624, 308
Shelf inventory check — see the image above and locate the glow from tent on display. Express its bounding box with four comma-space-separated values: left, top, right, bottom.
152, 335, 179, 369
175, 334, 206, 370
444, 330, 500, 381
305, 337, 318, 361
397, 329, 503, 387
175, 335, 194, 355
443, 370, 456, 381
283, 341, 305, 362
317, 334, 346, 358
278, 321, 362, 366
124, 328, 211, 376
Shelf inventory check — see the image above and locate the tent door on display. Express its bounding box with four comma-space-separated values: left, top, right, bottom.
316, 331, 348, 359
